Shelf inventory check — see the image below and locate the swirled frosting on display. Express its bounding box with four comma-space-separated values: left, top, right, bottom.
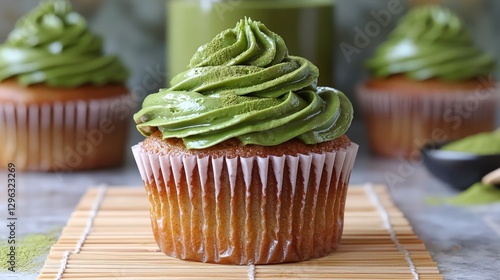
366, 5, 495, 81
135, 18, 352, 149
0, 0, 128, 87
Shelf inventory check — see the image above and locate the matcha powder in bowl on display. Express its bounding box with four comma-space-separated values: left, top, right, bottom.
0, 231, 59, 273
433, 131, 500, 205
441, 131, 500, 155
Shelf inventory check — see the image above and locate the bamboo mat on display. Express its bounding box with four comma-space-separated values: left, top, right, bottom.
37, 184, 443, 280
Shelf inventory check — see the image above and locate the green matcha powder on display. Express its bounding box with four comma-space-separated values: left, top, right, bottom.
1, 231, 58, 273
431, 131, 500, 205
446, 182, 500, 205
441, 131, 500, 155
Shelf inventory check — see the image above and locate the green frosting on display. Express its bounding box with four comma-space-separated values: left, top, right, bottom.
0, 0, 128, 87
135, 18, 353, 149
441, 131, 500, 155
366, 5, 495, 81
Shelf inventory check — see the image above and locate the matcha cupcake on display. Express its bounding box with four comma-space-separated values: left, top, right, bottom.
132, 18, 358, 264
357, 5, 497, 158
0, 0, 130, 171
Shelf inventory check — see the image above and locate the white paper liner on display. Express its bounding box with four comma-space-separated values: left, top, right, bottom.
356, 84, 499, 157
0, 94, 132, 171
132, 142, 358, 264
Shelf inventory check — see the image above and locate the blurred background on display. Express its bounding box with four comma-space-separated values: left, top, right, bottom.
1, 0, 499, 143
1, 3, 499, 279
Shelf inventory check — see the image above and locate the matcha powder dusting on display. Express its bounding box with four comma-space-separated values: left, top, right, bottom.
426, 182, 500, 206
441, 131, 500, 155
1, 231, 59, 273
446, 182, 500, 206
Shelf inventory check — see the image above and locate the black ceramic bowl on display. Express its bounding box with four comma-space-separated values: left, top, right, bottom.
421, 142, 500, 191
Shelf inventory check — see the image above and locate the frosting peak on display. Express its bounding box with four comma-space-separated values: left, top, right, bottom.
171, 18, 318, 99
366, 5, 495, 81
135, 18, 353, 149
189, 18, 288, 68
0, 0, 128, 87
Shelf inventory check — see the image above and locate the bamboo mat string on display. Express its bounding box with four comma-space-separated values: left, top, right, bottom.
54, 185, 108, 280
364, 183, 420, 280
248, 264, 256, 280
75, 186, 108, 253
55, 250, 71, 280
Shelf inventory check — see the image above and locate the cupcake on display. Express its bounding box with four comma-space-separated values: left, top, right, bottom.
0, 0, 130, 171
357, 5, 497, 158
132, 18, 358, 264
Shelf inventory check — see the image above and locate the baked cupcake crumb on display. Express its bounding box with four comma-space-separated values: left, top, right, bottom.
142, 130, 352, 158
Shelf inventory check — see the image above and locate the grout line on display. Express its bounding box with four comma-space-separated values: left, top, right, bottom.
364, 183, 420, 280
482, 215, 500, 237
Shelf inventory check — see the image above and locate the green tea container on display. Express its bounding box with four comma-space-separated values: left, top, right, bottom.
167, 0, 336, 86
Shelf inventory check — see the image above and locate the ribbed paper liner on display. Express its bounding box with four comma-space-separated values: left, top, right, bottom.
356, 85, 499, 158
0, 95, 132, 171
132, 142, 358, 264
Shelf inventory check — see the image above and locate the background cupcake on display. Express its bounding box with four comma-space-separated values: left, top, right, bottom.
0, 0, 130, 171
357, 5, 497, 158
133, 18, 358, 265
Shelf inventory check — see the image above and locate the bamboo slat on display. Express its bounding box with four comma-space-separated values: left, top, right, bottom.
37, 185, 443, 280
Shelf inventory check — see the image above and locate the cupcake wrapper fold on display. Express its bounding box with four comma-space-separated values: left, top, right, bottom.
0, 94, 132, 171
132, 142, 358, 264
356, 85, 499, 157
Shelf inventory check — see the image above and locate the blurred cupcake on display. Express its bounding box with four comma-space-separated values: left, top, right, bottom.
132, 18, 358, 264
357, 5, 497, 158
0, 0, 130, 171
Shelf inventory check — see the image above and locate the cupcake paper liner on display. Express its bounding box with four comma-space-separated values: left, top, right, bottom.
356, 85, 499, 157
132, 142, 358, 264
0, 94, 132, 171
